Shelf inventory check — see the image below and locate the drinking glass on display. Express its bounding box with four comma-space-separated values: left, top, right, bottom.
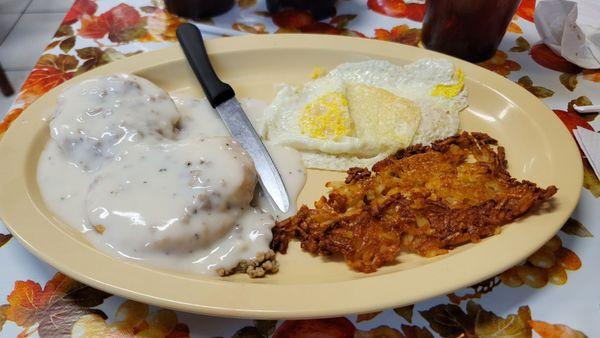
422, 0, 521, 63
164, 0, 235, 20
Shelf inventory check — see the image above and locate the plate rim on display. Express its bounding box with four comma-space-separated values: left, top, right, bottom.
0, 34, 583, 319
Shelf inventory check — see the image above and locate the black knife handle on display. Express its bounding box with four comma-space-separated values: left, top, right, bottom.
176, 23, 234, 108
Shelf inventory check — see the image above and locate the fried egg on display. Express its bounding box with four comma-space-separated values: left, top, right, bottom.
261, 59, 468, 170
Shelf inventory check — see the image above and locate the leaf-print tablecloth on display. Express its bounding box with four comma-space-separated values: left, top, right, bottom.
1, 0, 599, 336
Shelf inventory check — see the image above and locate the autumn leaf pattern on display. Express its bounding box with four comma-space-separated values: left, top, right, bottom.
447, 278, 501, 304
516, 0, 535, 22
367, 0, 426, 22
356, 311, 382, 323
0, 1, 597, 336
356, 324, 434, 338
552, 97, 600, 196
270, 300, 583, 337
400, 325, 435, 338
0, 108, 23, 133
3, 273, 111, 337
71, 300, 190, 337
374, 25, 421, 46
142, 6, 187, 41
529, 320, 588, 338
75, 47, 110, 74
510, 36, 531, 53
233, 22, 267, 34
477, 50, 521, 76
0, 305, 7, 331
560, 73, 578, 91
48, 24, 77, 52
530, 44, 581, 74
0, 233, 11, 248
270, 9, 365, 36
231, 320, 277, 337
582, 69, 600, 83
420, 301, 531, 338
500, 235, 581, 288
19, 54, 78, 104
583, 161, 600, 198
272, 318, 356, 337
63, 0, 98, 25
238, 0, 257, 10
561, 218, 593, 237
0, 1, 185, 132
393, 304, 414, 323
507, 20, 523, 34
355, 325, 405, 337
517, 76, 554, 98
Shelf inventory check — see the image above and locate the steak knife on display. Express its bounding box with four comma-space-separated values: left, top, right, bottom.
176, 23, 290, 213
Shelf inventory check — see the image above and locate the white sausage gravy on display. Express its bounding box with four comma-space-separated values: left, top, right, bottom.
37, 74, 306, 277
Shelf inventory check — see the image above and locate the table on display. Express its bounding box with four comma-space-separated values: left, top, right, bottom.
1, 0, 598, 336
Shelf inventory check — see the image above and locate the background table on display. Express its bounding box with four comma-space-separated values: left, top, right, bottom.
1, 0, 599, 336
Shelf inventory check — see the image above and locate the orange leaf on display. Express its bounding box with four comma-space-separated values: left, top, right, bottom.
369, 0, 407, 17
373, 25, 421, 46
0, 108, 24, 133
63, 0, 98, 24
516, 0, 535, 22
529, 320, 587, 338
19, 67, 74, 104
4, 273, 110, 336
368, 0, 425, 21
146, 8, 186, 42
374, 28, 392, 41
79, 14, 110, 39
478, 50, 521, 77
555, 247, 582, 270
507, 21, 522, 34
5, 280, 45, 327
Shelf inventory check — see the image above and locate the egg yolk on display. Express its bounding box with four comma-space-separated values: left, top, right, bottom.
431, 69, 464, 98
300, 92, 354, 140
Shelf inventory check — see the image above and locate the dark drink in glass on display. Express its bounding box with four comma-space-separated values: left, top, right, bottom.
421, 0, 521, 63
267, 0, 337, 20
165, 0, 234, 20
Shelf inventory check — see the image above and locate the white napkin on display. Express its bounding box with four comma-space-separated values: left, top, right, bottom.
535, 0, 600, 69
573, 126, 600, 179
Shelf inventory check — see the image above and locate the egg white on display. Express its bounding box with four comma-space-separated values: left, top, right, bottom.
262, 59, 468, 171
